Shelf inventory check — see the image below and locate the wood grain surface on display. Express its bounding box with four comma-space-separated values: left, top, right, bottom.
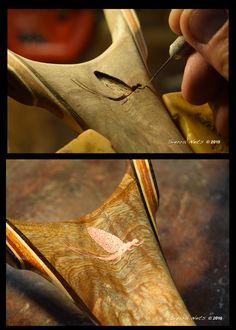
8, 9, 192, 153
7, 161, 194, 325
8, 9, 188, 154
6, 160, 229, 325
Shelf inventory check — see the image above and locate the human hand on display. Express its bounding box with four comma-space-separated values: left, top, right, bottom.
169, 9, 228, 137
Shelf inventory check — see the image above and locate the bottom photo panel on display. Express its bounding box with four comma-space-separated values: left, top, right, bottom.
6, 159, 229, 326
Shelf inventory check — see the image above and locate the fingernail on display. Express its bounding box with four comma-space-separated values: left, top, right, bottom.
189, 9, 228, 44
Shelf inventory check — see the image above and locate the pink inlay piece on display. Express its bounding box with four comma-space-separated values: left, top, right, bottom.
87, 227, 126, 253
66, 227, 144, 264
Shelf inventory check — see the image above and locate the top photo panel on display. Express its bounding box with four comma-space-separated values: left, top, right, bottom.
7, 9, 228, 153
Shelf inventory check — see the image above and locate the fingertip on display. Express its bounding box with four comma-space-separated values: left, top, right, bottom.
208, 85, 228, 138
214, 104, 229, 138
181, 80, 204, 106
178, 9, 196, 43
181, 52, 225, 106
168, 9, 183, 35
181, 53, 208, 105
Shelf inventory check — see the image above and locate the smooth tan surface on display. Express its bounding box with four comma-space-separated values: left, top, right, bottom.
8, 9, 192, 153
7, 10, 190, 153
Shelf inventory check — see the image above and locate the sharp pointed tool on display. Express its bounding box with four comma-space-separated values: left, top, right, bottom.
150, 36, 193, 82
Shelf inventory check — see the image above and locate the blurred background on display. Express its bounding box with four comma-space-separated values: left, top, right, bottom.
7, 9, 185, 153
6, 159, 229, 325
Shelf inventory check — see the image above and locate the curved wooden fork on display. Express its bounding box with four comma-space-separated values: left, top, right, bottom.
6, 160, 194, 325
8, 9, 192, 153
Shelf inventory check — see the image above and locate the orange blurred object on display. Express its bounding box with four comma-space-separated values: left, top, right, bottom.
7, 9, 96, 63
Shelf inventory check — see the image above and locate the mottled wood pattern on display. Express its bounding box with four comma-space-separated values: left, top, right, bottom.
7, 162, 194, 325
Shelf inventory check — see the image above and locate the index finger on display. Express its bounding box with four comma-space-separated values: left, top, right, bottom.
168, 9, 184, 35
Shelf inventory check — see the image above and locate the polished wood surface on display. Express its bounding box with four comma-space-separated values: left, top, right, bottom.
6, 160, 229, 325
6, 160, 194, 325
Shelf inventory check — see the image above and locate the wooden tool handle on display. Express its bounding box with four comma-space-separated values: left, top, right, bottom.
6, 160, 194, 325
7, 10, 192, 153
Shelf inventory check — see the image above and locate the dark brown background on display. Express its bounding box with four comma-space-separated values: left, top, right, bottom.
6, 159, 229, 325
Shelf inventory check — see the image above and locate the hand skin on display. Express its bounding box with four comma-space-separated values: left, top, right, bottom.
169, 9, 228, 137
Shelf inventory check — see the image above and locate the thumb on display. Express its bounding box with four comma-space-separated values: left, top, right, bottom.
179, 9, 228, 80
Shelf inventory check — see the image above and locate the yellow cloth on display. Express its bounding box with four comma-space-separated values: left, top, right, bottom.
162, 92, 228, 153
57, 129, 116, 153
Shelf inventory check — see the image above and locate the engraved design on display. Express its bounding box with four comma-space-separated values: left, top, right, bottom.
66, 226, 144, 264
71, 70, 144, 102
